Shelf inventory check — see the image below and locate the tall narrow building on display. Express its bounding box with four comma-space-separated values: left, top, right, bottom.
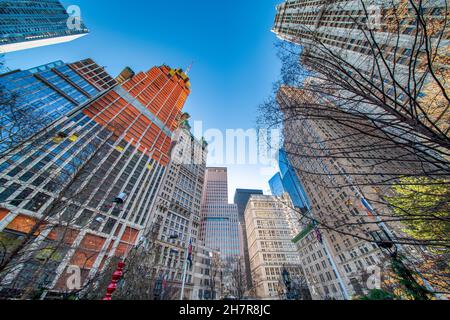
245, 194, 306, 300
150, 122, 208, 300
0, 0, 89, 53
200, 168, 241, 261
0, 62, 191, 298
233, 189, 263, 292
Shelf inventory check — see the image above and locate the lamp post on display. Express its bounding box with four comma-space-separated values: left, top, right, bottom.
282, 267, 292, 300
371, 229, 431, 300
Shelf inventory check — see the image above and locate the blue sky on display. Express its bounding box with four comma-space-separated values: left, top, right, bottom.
3, 0, 282, 200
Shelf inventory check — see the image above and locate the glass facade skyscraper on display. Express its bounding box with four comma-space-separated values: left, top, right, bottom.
0, 0, 89, 53
0, 61, 192, 298
268, 173, 285, 197
0, 59, 116, 155
279, 149, 311, 211
200, 168, 241, 260
270, 149, 311, 212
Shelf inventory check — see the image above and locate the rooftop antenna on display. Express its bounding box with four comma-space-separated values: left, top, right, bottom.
185, 61, 194, 75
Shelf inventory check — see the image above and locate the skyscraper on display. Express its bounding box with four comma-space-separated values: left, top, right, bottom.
150, 123, 207, 300
269, 173, 285, 197
0, 62, 191, 298
277, 85, 434, 300
270, 149, 310, 212
245, 194, 306, 300
200, 168, 241, 261
233, 188, 263, 291
0, 59, 116, 154
273, 0, 447, 62
0, 0, 89, 53
272, 0, 449, 134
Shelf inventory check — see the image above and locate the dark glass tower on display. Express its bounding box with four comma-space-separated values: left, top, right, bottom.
233, 188, 263, 292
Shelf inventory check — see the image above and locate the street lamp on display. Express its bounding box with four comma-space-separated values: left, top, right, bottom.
370, 229, 398, 258
281, 267, 292, 300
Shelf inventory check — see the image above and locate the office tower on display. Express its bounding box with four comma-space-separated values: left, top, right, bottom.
245, 194, 306, 300
150, 124, 207, 300
233, 188, 263, 292
277, 85, 433, 299
269, 173, 285, 197
0, 59, 116, 155
0, 62, 191, 298
200, 168, 241, 261
273, 0, 449, 133
273, 0, 447, 61
270, 150, 310, 212
0, 0, 89, 53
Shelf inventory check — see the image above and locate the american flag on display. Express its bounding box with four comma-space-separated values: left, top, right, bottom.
187, 239, 193, 268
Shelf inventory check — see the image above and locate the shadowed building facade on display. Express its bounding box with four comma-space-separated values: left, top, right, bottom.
277, 85, 436, 300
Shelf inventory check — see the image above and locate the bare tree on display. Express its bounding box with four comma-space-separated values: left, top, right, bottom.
259, 0, 449, 298
206, 252, 222, 300
230, 256, 246, 299
0, 60, 57, 162
0, 123, 126, 299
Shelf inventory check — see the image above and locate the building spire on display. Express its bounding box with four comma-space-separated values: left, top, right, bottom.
185, 61, 194, 75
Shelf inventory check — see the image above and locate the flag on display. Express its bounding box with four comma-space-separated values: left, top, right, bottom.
361, 198, 376, 219
312, 221, 323, 244
162, 273, 168, 290
187, 239, 193, 268
314, 227, 323, 244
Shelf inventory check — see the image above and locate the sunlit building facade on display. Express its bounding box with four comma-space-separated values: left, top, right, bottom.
150, 124, 207, 300
245, 194, 304, 300
273, 0, 448, 65
0, 62, 191, 298
200, 168, 241, 261
272, 0, 449, 129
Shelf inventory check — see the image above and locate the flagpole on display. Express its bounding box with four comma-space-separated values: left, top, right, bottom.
179, 237, 191, 300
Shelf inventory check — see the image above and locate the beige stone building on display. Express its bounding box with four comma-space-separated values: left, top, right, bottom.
245, 194, 305, 300
277, 85, 434, 300
149, 126, 207, 300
